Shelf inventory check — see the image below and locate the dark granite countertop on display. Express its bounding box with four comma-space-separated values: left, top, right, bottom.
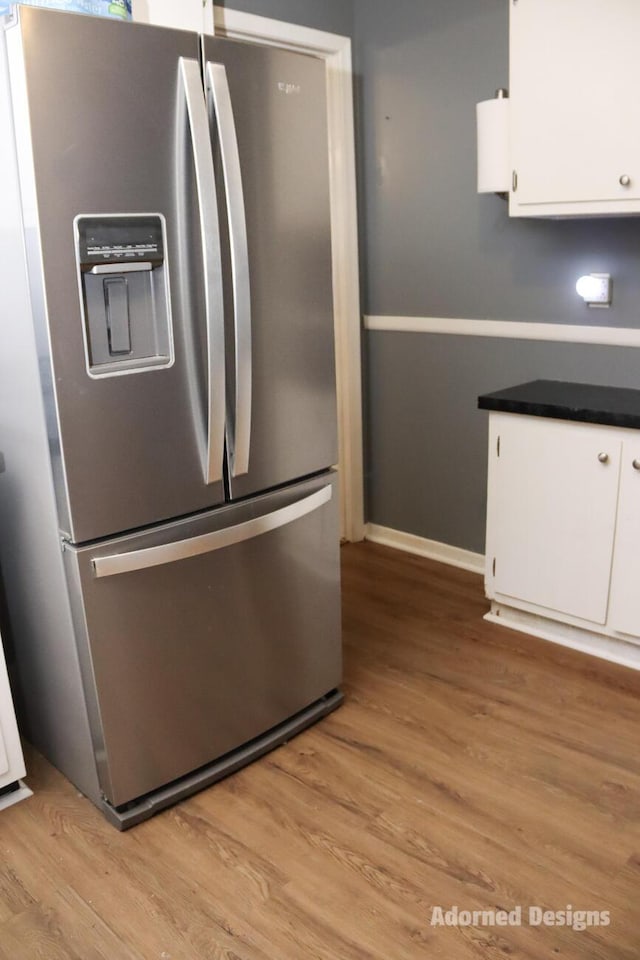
478, 380, 640, 430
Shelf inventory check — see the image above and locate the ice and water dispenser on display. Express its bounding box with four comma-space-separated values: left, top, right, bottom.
75, 214, 173, 376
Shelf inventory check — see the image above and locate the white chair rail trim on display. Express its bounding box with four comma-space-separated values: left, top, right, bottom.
365, 315, 640, 348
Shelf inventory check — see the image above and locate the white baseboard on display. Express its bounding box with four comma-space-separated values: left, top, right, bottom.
486, 602, 640, 673
0, 781, 32, 813
365, 523, 484, 575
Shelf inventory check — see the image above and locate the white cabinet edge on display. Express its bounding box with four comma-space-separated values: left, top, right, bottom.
0, 634, 27, 793
0, 782, 32, 812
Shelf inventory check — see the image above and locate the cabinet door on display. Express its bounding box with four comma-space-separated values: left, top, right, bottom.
486, 415, 620, 623
510, 0, 640, 214
608, 446, 640, 638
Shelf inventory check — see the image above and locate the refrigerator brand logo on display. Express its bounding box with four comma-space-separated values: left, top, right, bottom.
277, 81, 301, 96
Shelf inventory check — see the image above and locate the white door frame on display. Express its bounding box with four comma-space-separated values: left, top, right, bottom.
211, 6, 365, 542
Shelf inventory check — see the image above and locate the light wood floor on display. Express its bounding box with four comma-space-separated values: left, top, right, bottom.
1, 542, 640, 959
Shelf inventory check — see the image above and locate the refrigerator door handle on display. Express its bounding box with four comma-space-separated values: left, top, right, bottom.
205, 61, 252, 478
179, 57, 226, 485
92, 484, 332, 578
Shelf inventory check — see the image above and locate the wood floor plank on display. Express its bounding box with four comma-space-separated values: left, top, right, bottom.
2, 789, 263, 960
1, 541, 639, 958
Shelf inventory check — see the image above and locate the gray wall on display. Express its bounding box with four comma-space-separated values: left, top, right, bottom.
355, 0, 640, 553
218, 0, 353, 36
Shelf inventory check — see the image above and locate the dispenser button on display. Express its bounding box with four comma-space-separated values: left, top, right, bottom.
104, 278, 132, 355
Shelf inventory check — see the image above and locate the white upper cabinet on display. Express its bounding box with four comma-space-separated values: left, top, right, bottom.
509, 0, 640, 217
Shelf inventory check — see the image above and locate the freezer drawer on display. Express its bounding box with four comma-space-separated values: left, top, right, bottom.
64, 473, 341, 809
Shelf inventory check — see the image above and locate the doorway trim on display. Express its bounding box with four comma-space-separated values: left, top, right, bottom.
211, 6, 365, 542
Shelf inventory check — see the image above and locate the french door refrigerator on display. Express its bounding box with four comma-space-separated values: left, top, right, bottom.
0, 6, 342, 828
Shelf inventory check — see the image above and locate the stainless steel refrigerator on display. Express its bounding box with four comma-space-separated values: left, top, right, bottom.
0, 6, 342, 828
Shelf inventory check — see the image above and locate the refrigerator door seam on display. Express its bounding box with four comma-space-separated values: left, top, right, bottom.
205, 61, 252, 479
178, 57, 226, 485
91, 484, 332, 578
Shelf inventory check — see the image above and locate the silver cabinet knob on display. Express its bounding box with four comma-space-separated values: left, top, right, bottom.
633, 459, 640, 471
620, 174, 631, 187
598, 452, 609, 463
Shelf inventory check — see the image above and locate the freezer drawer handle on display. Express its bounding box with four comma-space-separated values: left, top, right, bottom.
179, 57, 226, 486
92, 484, 332, 578
206, 61, 252, 478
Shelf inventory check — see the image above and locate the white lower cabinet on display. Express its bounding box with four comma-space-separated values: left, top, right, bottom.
485, 413, 640, 660
0, 631, 26, 796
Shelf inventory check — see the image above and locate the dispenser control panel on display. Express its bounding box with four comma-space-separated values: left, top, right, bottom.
77, 216, 164, 268
75, 213, 173, 378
